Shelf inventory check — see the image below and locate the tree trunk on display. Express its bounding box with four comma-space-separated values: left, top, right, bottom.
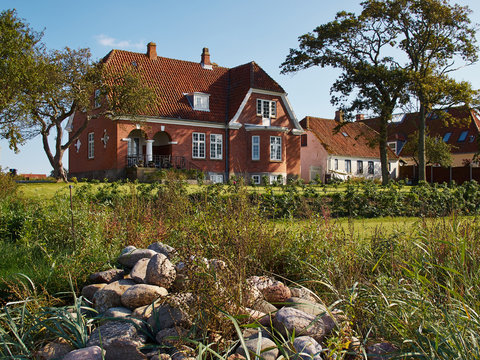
379, 115, 390, 185
418, 103, 426, 182
41, 123, 68, 182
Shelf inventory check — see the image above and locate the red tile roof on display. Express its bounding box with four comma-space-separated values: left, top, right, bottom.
301, 116, 397, 158
361, 107, 480, 155
102, 48, 285, 123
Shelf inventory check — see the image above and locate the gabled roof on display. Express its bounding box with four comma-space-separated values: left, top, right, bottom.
102, 48, 285, 124
361, 107, 480, 155
301, 116, 397, 159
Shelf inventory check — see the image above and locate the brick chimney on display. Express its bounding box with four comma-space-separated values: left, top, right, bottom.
147, 42, 157, 60
201, 47, 212, 70
335, 110, 344, 122
356, 114, 365, 121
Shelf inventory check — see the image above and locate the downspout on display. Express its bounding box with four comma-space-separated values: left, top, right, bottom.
225, 71, 231, 181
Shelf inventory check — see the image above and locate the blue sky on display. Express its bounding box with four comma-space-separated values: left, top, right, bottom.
1, 0, 480, 175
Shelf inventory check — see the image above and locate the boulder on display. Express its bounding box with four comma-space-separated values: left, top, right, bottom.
148, 242, 177, 258
118, 249, 157, 268
81, 283, 106, 302
251, 299, 278, 314
35, 338, 73, 360
89, 269, 125, 284
289, 287, 318, 302
145, 253, 176, 289
147, 293, 193, 331
285, 297, 328, 317
273, 307, 336, 342
121, 284, 168, 309
367, 342, 399, 359
261, 281, 292, 304
131, 258, 150, 283
236, 337, 279, 360
121, 245, 137, 255
293, 336, 322, 360
103, 306, 132, 319
93, 279, 135, 313
63, 346, 105, 360
247, 276, 275, 292
87, 321, 146, 360
155, 327, 188, 345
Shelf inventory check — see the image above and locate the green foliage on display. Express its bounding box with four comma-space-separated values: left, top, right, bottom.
402, 131, 454, 167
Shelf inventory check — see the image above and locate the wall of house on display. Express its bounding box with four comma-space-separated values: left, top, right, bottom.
300, 131, 329, 182
328, 155, 399, 181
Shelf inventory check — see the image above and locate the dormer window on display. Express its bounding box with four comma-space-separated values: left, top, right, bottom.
188, 92, 210, 111
257, 99, 276, 125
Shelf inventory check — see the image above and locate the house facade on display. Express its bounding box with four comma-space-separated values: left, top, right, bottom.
300, 113, 399, 183
68, 43, 303, 183
361, 107, 480, 167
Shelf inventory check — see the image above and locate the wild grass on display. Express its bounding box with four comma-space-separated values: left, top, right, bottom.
2, 171, 480, 358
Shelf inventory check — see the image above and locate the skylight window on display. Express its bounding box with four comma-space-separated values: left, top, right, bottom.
443, 132, 452, 142
457, 131, 468, 142
342, 132, 348, 137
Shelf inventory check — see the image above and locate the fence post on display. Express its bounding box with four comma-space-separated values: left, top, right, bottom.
470, 164, 473, 181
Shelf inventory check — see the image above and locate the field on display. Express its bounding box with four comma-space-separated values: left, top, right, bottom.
2, 176, 480, 359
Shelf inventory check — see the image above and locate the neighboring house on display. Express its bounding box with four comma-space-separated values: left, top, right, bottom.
300, 112, 399, 183
68, 43, 303, 183
361, 107, 480, 167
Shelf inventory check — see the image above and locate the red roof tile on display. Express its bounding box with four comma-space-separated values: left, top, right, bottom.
301, 116, 397, 159
102, 49, 285, 123
361, 107, 480, 155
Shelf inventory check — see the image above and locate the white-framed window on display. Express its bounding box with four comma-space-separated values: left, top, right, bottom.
193, 93, 210, 111
345, 160, 351, 173
256, 99, 276, 119
210, 174, 224, 184
334, 159, 338, 170
252, 136, 260, 160
387, 141, 397, 154
192, 132, 206, 159
357, 160, 363, 174
251, 175, 261, 185
94, 89, 101, 108
368, 161, 374, 174
88, 132, 94, 159
210, 134, 222, 160
270, 136, 282, 161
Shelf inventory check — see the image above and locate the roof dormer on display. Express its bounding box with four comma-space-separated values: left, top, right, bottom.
185, 92, 210, 112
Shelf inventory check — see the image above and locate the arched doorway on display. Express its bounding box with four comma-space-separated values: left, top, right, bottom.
153, 131, 172, 156
126, 129, 147, 166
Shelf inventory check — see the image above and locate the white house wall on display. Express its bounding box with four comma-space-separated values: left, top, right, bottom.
328, 155, 399, 181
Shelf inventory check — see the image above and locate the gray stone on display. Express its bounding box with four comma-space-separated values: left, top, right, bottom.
247, 276, 275, 292
155, 327, 188, 345
35, 338, 73, 360
285, 297, 328, 317
131, 258, 150, 283
63, 346, 105, 360
147, 293, 193, 331
273, 307, 336, 342
121, 284, 168, 309
121, 245, 137, 255
81, 283, 106, 302
145, 253, 176, 289
93, 279, 135, 313
293, 336, 322, 360
103, 306, 132, 319
367, 342, 398, 359
118, 249, 157, 268
148, 242, 177, 258
87, 321, 146, 360
251, 299, 278, 314
89, 269, 125, 284
236, 337, 279, 360
289, 287, 318, 302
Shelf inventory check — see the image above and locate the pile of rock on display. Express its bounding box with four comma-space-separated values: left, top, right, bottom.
36, 242, 398, 360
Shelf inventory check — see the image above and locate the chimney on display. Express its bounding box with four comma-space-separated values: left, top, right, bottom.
147, 42, 157, 60
356, 114, 365, 121
201, 47, 212, 70
335, 110, 344, 122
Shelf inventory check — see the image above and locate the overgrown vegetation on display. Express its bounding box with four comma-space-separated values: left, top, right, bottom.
1, 171, 480, 359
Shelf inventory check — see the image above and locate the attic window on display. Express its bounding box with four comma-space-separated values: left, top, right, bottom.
469, 135, 476, 143
457, 131, 468, 142
443, 132, 452, 142
342, 132, 348, 137
188, 92, 210, 112
132, 61, 138, 67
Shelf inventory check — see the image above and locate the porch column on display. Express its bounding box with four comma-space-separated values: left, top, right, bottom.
146, 140, 154, 162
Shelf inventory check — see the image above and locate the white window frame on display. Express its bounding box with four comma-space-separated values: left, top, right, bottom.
270, 136, 282, 161
210, 134, 222, 160
192, 132, 206, 159
387, 141, 397, 154
256, 99, 277, 120
251, 175, 261, 185
345, 160, 351, 173
252, 135, 260, 161
334, 159, 338, 170
210, 174, 223, 184
88, 132, 94, 159
357, 160, 363, 174
368, 161, 374, 175
193, 93, 210, 111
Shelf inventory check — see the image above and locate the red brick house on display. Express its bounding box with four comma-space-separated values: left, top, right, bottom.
300, 113, 399, 183
68, 43, 303, 183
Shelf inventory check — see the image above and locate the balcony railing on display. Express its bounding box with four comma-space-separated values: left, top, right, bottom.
127, 155, 187, 169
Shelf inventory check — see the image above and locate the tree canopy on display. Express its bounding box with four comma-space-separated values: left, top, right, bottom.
0, 10, 154, 181
402, 131, 454, 167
